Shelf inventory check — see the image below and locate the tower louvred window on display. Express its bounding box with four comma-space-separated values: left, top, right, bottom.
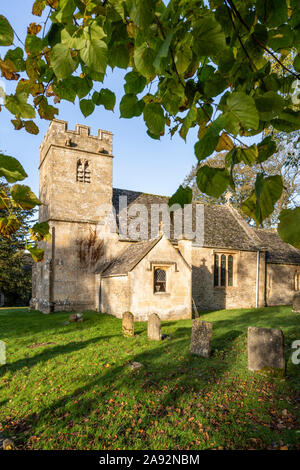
84, 161, 91, 183
76, 160, 84, 182
76, 160, 90, 183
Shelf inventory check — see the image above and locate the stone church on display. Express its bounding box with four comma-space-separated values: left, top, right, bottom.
31, 119, 300, 319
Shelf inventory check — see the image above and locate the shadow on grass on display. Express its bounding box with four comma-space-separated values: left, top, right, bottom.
2, 306, 300, 450
0, 335, 119, 376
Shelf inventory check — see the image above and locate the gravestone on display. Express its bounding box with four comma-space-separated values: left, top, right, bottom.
69, 313, 83, 323
122, 312, 134, 337
147, 313, 161, 340
190, 320, 212, 358
0, 341, 6, 366
248, 326, 285, 375
293, 292, 300, 313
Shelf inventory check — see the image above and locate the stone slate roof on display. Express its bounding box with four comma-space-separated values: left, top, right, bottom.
254, 228, 300, 265
111, 188, 300, 266
101, 237, 161, 277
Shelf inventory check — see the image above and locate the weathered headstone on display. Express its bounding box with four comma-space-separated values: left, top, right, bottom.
248, 326, 285, 375
190, 320, 212, 358
0, 341, 6, 366
69, 313, 83, 323
122, 312, 134, 337
147, 313, 161, 340
129, 361, 144, 371
293, 292, 300, 313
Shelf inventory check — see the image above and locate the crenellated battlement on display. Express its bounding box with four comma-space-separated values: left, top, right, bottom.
40, 119, 113, 162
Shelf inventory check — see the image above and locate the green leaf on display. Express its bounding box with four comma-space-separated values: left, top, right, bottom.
180, 105, 198, 141
256, 0, 288, 27
278, 208, 300, 249
0, 154, 27, 183
34, 96, 58, 121
124, 71, 146, 94
174, 43, 192, 75
257, 136, 277, 163
50, 43, 77, 80
268, 25, 293, 50
80, 40, 108, 74
29, 222, 51, 242
108, 43, 129, 69
192, 14, 226, 57
0, 15, 14, 46
92, 89, 116, 110
80, 99, 95, 117
293, 54, 300, 72
5, 48, 26, 72
153, 32, 174, 71
5, 93, 36, 119
120, 94, 144, 118
204, 72, 228, 98
134, 43, 155, 79
241, 174, 283, 224
24, 120, 39, 135
196, 166, 230, 198
168, 185, 193, 208
255, 91, 285, 120
222, 92, 259, 135
143, 103, 165, 136
10, 184, 42, 210
271, 110, 300, 131
194, 115, 225, 161
55, 0, 75, 23
127, 0, 156, 28
236, 145, 258, 165
27, 245, 45, 262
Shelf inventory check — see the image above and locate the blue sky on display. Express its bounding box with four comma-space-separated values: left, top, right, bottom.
0, 1, 199, 198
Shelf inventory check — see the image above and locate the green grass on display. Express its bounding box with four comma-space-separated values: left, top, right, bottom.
0, 306, 299, 450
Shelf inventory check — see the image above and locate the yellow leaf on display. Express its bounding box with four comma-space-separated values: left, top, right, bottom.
216, 132, 234, 152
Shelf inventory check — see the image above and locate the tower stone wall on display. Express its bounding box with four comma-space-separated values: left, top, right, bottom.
33, 119, 114, 313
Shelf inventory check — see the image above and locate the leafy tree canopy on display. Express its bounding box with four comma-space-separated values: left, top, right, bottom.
0, 0, 299, 249
0, 179, 37, 304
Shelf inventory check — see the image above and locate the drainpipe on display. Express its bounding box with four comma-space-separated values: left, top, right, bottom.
256, 250, 260, 308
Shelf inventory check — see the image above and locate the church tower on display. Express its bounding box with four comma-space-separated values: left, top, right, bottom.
32, 119, 113, 313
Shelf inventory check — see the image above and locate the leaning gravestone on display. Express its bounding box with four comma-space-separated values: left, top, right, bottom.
0, 341, 6, 366
122, 312, 134, 337
248, 326, 285, 375
293, 292, 300, 313
147, 313, 161, 341
190, 320, 212, 358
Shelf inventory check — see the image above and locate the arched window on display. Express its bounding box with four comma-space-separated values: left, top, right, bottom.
214, 254, 219, 287
154, 268, 166, 293
214, 253, 235, 287
228, 255, 233, 286
76, 160, 84, 182
221, 254, 226, 287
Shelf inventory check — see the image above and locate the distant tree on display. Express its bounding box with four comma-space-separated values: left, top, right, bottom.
184, 130, 300, 227
0, 179, 34, 305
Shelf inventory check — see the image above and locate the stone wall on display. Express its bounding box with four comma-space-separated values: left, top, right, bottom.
191, 247, 266, 310
266, 263, 298, 306
100, 275, 130, 318
128, 237, 192, 321
34, 120, 114, 313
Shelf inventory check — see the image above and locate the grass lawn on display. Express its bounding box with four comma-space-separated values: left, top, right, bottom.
0, 305, 299, 450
